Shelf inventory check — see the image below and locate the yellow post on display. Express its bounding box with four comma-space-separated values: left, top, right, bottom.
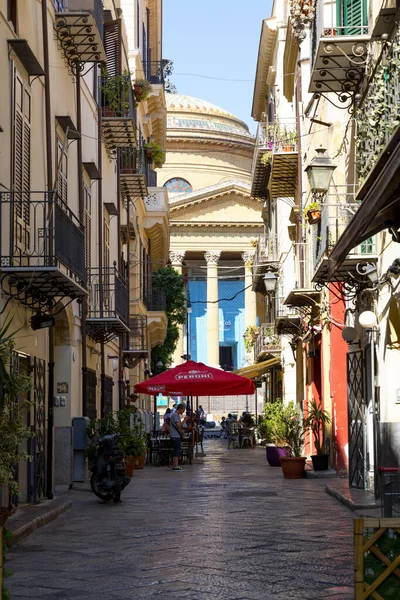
354, 518, 364, 600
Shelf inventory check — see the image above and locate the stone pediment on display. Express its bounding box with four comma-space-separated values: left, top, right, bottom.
169, 181, 263, 225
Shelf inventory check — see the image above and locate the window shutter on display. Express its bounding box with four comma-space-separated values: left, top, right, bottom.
13, 71, 31, 255
103, 20, 121, 76
84, 185, 91, 269
342, 0, 367, 35
56, 137, 68, 204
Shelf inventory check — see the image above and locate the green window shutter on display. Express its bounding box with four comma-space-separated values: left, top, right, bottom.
338, 0, 368, 35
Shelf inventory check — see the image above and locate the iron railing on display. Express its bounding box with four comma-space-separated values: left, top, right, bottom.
86, 265, 128, 325
357, 20, 400, 181
254, 235, 279, 267
119, 147, 147, 174
67, 0, 104, 32
0, 191, 86, 285
123, 315, 148, 353
99, 75, 135, 119
292, 242, 315, 290
146, 289, 166, 312
313, 201, 376, 270
144, 61, 165, 85
254, 323, 282, 359
311, 0, 369, 47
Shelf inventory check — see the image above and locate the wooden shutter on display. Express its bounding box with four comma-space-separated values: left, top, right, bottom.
103, 209, 110, 310
56, 136, 68, 204
341, 0, 367, 35
13, 71, 31, 255
103, 20, 121, 76
84, 185, 91, 269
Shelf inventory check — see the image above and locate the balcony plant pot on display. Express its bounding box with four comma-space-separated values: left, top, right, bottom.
266, 444, 290, 467
124, 456, 136, 477
134, 454, 146, 469
103, 106, 116, 118
120, 167, 135, 174
307, 209, 321, 225
283, 145, 294, 152
145, 148, 154, 161
311, 454, 329, 471
134, 83, 143, 101
280, 456, 306, 479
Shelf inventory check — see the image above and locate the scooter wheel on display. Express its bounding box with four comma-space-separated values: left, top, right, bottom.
113, 483, 122, 503
90, 473, 113, 501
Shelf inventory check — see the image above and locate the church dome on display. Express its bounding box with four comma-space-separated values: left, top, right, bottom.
166, 93, 253, 141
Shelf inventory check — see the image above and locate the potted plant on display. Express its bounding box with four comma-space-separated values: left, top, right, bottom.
117, 409, 148, 470
134, 78, 152, 102
303, 201, 321, 224
243, 325, 259, 352
304, 399, 331, 471
144, 141, 165, 167
259, 400, 296, 466
101, 69, 131, 117
280, 412, 306, 478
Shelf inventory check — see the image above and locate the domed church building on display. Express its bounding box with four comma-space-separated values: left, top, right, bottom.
157, 94, 264, 410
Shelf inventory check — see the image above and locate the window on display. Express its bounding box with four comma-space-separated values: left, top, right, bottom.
8, 0, 18, 31
164, 178, 192, 194
84, 185, 91, 269
337, 0, 368, 35
56, 136, 68, 204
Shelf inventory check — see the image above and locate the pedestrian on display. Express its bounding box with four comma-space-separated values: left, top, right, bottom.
171, 403, 177, 413
220, 416, 227, 438
129, 393, 139, 412
169, 403, 186, 471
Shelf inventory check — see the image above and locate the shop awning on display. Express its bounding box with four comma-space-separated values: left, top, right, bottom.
233, 357, 281, 379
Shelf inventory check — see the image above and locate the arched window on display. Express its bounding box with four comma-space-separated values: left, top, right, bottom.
164, 178, 192, 194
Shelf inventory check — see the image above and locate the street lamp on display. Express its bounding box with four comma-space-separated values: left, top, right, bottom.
358, 310, 377, 330
263, 271, 277, 294
305, 147, 337, 201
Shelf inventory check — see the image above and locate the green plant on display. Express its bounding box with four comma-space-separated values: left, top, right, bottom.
303, 200, 321, 217
260, 151, 272, 167
134, 78, 152, 101
283, 413, 305, 457
258, 399, 297, 445
101, 69, 131, 116
304, 399, 331, 455
144, 141, 165, 168
243, 325, 259, 352
151, 266, 187, 370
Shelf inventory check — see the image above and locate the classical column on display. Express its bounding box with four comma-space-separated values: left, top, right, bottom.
242, 250, 257, 331
205, 250, 221, 368
169, 250, 186, 366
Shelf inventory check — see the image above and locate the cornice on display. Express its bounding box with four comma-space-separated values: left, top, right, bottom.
166, 136, 254, 158
171, 221, 264, 229
168, 180, 255, 208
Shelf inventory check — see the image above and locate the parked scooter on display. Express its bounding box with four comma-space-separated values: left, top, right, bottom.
89, 433, 130, 502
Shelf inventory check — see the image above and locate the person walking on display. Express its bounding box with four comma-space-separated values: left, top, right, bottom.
170, 403, 186, 471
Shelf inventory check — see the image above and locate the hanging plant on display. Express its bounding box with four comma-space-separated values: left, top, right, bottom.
303, 201, 321, 224
134, 78, 153, 102
243, 325, 260, 352
260, 151, 272, 167
289, 0, 317, 43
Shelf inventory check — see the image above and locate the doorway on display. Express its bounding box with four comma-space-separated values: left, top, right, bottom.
219, 346, 234, 371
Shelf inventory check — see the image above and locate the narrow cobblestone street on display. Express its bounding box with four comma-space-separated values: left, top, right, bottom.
8, 441, 355, 600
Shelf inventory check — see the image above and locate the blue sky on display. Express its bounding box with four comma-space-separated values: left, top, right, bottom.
163, 0, 273, 134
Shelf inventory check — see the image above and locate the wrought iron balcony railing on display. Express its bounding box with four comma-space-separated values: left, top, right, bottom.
252, 234, 280, 292
275, 299, 302, 336
308, 0, 370, 106
119, 147, 148, 199
54, 0, 105, 67
312, 198, 378, 283
100, 75, 136, 151
146, 289, 166, 312
254, 323, 282, 360
86, 265, 129, 341
357, 21, 400, 183
0, 191, 86, 310
123, 315, 148, 367
144, 61, 165, 85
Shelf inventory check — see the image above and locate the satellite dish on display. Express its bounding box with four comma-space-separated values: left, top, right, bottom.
342, 326, 358, 343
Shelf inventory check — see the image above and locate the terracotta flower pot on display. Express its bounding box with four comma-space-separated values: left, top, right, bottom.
280, 456, 306, 479
307, 210, 321, 225
145, 149, 153, 161
124, 456, 136, 477
103, 106, 115, 118
283, 145, 294, 152
134, 455, 146, 469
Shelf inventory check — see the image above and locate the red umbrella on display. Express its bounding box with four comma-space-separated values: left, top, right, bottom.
134, 360, 255, 396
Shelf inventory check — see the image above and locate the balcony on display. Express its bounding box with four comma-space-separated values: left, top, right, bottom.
309, 0, 369, 106
275, 300, 302, 336
250, 122, 272, 199
146, 290, 168, 347
284, 243, 321, 308
0, 191, 86, 310
252, 234, 280, 293
311, 199, 378, 284
254, 323, 282, 362
270, 119, 298, 199
54, 0, 105, 67
86, 265, 129, 342
145, 61, 166, 86
143, 187, 170, 269
119, 148, 148, 200
371, 0, 399, 39
123, 315, 149, 368
100, 75, 136, 152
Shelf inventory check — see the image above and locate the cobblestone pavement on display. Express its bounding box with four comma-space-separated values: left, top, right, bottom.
8, 441, 355, 600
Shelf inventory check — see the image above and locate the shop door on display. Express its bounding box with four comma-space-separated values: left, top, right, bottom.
219, 346, 234, 371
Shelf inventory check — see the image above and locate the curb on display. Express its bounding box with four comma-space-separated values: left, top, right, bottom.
8, 500, 72, 546
325, 485, 380, 511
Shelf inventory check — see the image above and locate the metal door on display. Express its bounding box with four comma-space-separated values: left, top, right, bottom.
347, 349, 366, 489
86, 368, 97, 421
9, 352, 30, 506
29, 357, 46, 502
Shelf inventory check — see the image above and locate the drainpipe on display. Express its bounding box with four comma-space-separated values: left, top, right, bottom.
42, 0, 55, 500
97, 67, 105, 416
76, 69, 88, 417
